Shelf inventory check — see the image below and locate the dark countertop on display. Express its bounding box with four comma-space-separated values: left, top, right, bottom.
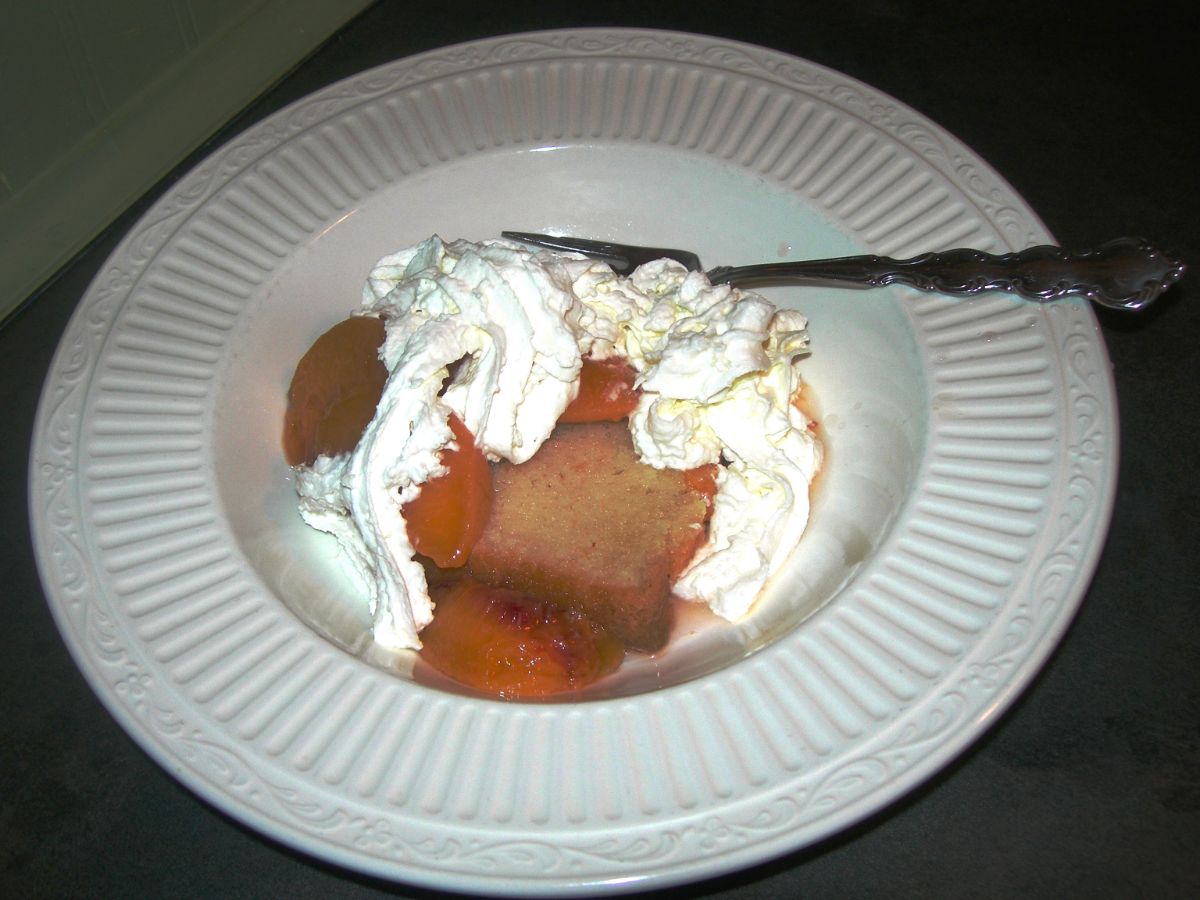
4, 2, 1198, 897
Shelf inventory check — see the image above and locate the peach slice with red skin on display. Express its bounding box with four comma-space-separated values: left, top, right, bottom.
420, 578, 624, 698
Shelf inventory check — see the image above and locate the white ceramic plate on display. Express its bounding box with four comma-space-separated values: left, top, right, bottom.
30, 29, 1116, 895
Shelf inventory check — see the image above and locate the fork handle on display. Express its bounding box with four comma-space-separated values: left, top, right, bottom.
705, 238, 1184, 311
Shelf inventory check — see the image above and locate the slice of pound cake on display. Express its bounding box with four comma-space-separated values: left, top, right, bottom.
467, 421, 717, 652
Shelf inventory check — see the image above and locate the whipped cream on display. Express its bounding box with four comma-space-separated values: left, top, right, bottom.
294, 236, 821, 649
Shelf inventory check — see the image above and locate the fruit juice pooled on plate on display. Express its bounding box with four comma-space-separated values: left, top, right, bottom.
283, 236, 821, 698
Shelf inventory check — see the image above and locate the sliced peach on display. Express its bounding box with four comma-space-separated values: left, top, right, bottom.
421, 578, 624, 698
670, 463, 721, 579
559, 356, 639, 423
403, 414, 492, 568
283, 316, 387, 466
683, 462, 720, 500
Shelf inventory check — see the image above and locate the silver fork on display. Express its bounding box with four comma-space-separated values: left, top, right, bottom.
501, 231, 1184, 312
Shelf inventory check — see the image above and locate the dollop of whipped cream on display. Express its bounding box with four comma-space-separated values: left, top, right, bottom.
294, 236, 820, 649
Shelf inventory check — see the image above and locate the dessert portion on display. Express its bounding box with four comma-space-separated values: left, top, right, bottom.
285, 235, 821, 693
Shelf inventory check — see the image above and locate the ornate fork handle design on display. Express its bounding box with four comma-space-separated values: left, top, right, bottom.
706, 238, 1184, 311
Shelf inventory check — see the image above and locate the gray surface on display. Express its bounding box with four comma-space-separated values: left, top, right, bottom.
4, 1, 1198, 897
